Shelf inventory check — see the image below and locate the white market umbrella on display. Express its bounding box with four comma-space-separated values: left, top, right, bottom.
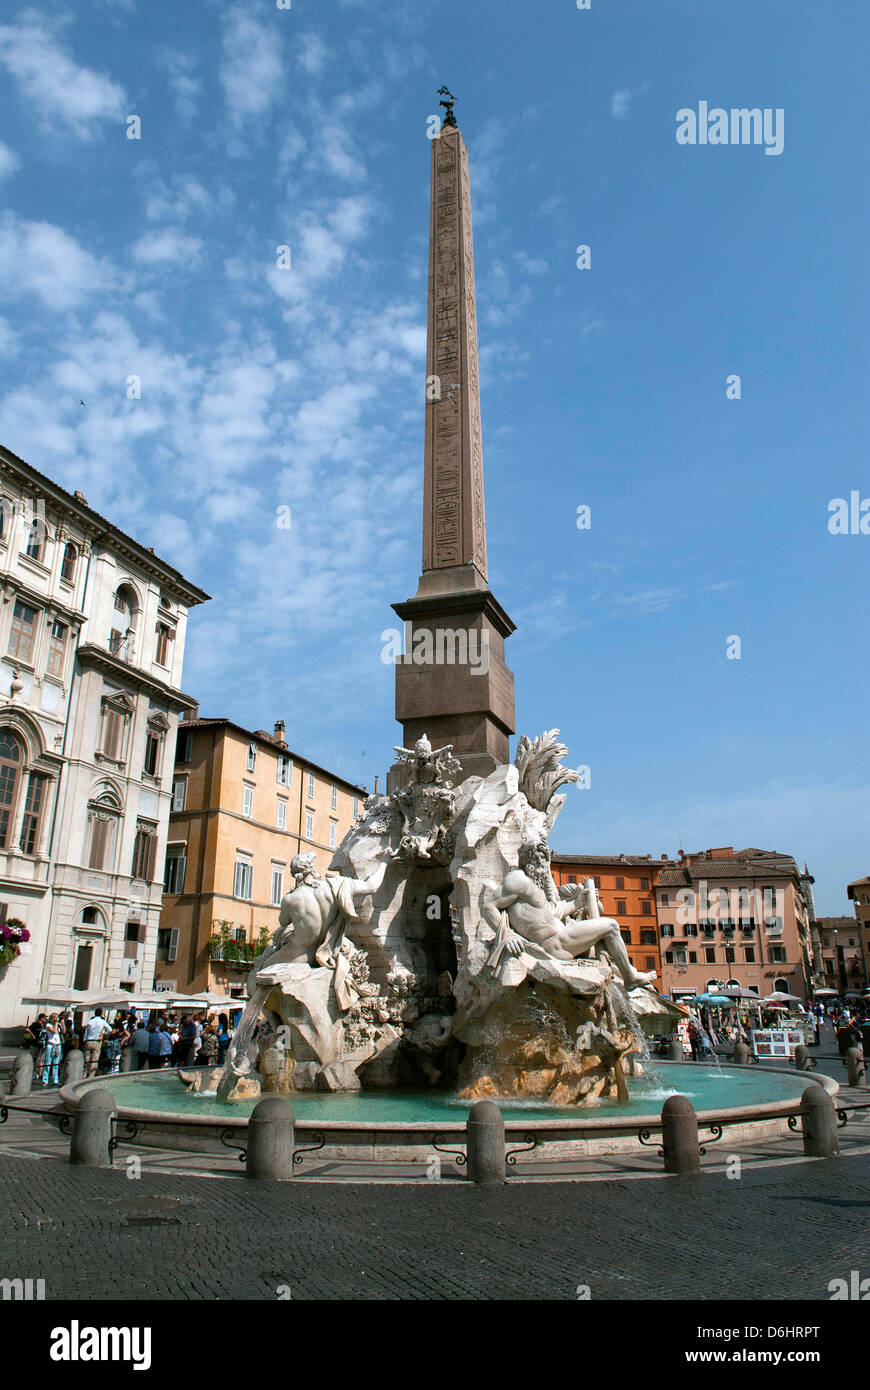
762, 991, 804, 1004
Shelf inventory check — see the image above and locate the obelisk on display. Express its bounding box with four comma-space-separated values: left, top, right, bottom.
392, 91, 515, 783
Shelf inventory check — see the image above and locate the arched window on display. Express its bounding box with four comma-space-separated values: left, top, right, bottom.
0, 730, 22, 849
86, 788, 121, 871
773, 977, 790, 995
24, 516, 44, 562
110, 585, 138, 657
60, 541, 77, 583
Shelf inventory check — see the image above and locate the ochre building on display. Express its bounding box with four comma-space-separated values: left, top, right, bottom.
155, 712, 366, 998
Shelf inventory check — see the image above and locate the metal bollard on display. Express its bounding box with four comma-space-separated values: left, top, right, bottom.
799, 1084, 840, 1158
60, 1049, 84, 1086
732, 1042, 751, 1065
466, 1100, 505, 1185
661, 1094, 701, 1175
845, 1047, 866, 1088
8, 1052, 33, 1096
667, 1038, 683, 1061
69, 1089, 117, 1167
794, 1045, 813, 1071
245, 1096, 295, 1180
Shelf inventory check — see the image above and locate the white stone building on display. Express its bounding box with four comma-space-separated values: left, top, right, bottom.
0, 444, 208, 1026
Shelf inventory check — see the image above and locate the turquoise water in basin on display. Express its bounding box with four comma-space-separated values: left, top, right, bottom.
90, 1063, 813, 1125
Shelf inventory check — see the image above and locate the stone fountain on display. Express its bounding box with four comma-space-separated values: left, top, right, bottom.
204, 100, 681, 1109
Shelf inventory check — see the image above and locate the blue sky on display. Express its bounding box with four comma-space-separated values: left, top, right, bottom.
0, 0, 866, 912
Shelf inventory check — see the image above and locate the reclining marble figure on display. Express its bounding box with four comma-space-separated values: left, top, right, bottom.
482, 841, 657, 992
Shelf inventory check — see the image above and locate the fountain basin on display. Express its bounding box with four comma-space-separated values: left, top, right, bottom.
58, 1063, 838, 1164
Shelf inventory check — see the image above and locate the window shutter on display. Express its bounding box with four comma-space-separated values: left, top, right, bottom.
147, 833, 157, 881
168, 928, 179, 962
88, 817, 108, 870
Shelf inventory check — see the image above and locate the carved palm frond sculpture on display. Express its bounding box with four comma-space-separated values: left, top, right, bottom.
514, 729, 582, 812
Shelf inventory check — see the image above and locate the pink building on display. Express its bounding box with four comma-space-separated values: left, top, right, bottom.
656, 847, 814, 1004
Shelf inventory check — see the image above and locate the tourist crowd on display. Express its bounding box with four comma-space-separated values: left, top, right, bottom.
23, 1009, 234, 1087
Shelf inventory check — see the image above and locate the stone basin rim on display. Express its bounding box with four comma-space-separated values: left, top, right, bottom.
57, 1062, 839, 1134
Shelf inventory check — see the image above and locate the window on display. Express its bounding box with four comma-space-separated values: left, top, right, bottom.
616, 900, 626, 915
641, 929, 656, 945
233, 858, 253, 900
661, 893, 669, 906
144, 730, 161, 777
155, 622, 174, 667
176, 728, 193, 763
172, 777, 186, 812
132, 822, 157, 880
330, 783, 337, 811
724, 946, 736, 964
641, 900, 652, 916
660, 923, 674, 938
45, 619, 68, 679
640, 877, 650, 890
271, 865, 284, 906
645, 956, 655, 971
307, 770, 315, 800
86, 797, 118, 871
277, 754, 291, 786
615, 876, 625, 890
243, 785, 253, 818
329, 820, 337, 849
593, 876, 601, 889
305, 811, 314, 840
246, 743, 257, 773
744, 946, 756, 963
24, 517, 44, 561
665, 951, 674, 964
704, 947, 716, 964
620, 928, 631, 944
164, 847, 186, 894
0, 730, 21, 848
18, 772, 46, 854
8, 600, 36, 662
689, 951, 697, 964
157, 927, 179, 962
277, 799, 287, 830
101, 707, 126, 760
110, 587, 137, 657
60, 542, 77, 583
770, 946, 787, 963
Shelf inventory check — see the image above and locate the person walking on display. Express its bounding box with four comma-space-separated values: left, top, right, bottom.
179, 1016, 197, 1068
146, 1022, 163, 1069
199, 1024, 219, 1068
82, 1009, 112, 1078
130, 1020, 151, 1069
157, 1022, 173, 1068
40, 1014, 63, 1088
103, 1015, 129, 1074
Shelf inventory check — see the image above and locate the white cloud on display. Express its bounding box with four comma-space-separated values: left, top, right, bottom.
0, 213, 115, 309
132, 228, 203, 266
220, 3, 284, 125
0, 9, 126, 138
297, 32, 328, 76
0, 141, 21, 178
0, 316, 19, 355
611, 89, 632, 120
161, 47, 201, 123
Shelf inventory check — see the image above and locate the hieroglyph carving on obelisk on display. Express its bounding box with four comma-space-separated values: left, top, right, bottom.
423, 126, 488, 583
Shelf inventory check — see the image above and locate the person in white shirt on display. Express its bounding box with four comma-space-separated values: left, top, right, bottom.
41, 1014, 63, 1087
82, 1008, 112, 1077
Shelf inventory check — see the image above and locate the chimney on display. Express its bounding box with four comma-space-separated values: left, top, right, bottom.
182, 702, 199, 722
273, 719, 286, 744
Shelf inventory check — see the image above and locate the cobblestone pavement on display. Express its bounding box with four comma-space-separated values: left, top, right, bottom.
1, 1140, 869, 1300
2, 1042, 868, 1301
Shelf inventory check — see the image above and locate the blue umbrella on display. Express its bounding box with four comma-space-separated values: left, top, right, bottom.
694, 992, 733, 1005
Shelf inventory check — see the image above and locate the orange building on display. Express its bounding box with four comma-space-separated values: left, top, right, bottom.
549, 853, 668, 981
155, 711, 366, 998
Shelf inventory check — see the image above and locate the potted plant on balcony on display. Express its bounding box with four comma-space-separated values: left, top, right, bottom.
0, 918, 29, 969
